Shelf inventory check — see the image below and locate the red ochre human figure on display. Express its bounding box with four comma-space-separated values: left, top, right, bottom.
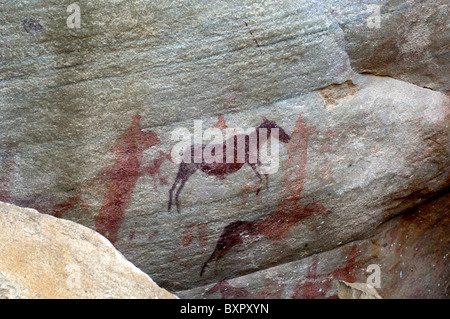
94, 114, 160, 244
0, 115, 163, 245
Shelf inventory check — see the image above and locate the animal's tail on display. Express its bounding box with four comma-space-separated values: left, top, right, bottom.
168, 170, 181, 212
168, 161, 187, 212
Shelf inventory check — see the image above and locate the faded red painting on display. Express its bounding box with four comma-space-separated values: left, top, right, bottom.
141, 150, 172, 190
168, 117, 291, 213
93, 114, 160, 244
200, 114, 331, 276
1, 114, 165, 246
291, 245, 361, 299
181, 222, 209, 252
206, 278, 283, 299
212, 114, 228, 130
202, 244, 366, 299
318, 127, 340, 185
0, 144, 81, 217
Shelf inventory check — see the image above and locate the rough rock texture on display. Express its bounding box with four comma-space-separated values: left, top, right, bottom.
326, 0, 450, 92
338, 281, 382, 299
177, 191, 449, 299
1, 0, 449, 297
0, 201, 176, 299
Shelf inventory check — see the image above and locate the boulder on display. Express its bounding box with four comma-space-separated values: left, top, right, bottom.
0, 201, 176, 299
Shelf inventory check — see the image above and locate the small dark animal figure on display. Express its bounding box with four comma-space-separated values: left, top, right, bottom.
168, 117, 291, 213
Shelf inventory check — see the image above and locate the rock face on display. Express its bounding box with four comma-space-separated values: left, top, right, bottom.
327, 0, 450, 92
0, 201, 176, 299
177, 192, 449, 299
0, 1, 449, 297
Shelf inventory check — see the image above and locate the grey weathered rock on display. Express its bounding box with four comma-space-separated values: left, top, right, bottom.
177, 192, 449, 299
0, 200, 177, 299
326, 0, 450, 92
0, 0, 352, 127
0, 0, 449, 297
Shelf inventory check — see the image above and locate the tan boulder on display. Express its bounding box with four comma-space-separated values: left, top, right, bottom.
0, 201, 176, 299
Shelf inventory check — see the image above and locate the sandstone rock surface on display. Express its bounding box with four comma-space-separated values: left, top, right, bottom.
327, 0, 449, 92
0, 0, 449, 297
177, 191, 449, 299
0, 201, 176, 299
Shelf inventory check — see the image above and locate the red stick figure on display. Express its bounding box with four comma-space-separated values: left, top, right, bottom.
94, 114, 160, 244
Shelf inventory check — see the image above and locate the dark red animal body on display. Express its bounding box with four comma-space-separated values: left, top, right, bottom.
199, 115, 332, 277
168, 118, 291, 213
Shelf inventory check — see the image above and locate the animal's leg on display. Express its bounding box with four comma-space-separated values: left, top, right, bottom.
249, 163, 263, 195
168, 171, 182, 211
174, 162, 198, 213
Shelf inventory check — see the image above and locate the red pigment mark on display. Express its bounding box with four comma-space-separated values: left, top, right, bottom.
148, 230, 159, 240
200, 114, 331, 276
129, 230, 136, 242
291, 245, 361, 299
140, 150, 172, 190
206, 280, 251, 299
27, 195, 83, 218
181, 222, 209, 251
253, 278, 284, 299
127, 230, 136, 248
0, 145, 85, 218
182, 222, 196, 248
212, 114, 228, 130
225, 88, 245, 108
127, 223, 140, 247
240, 182, 262, 209
51, 195, 82, 218
318, 127, 340, 184
206, 278, 283, 299
197, 222, 209, 251
94, 114, 160, 244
